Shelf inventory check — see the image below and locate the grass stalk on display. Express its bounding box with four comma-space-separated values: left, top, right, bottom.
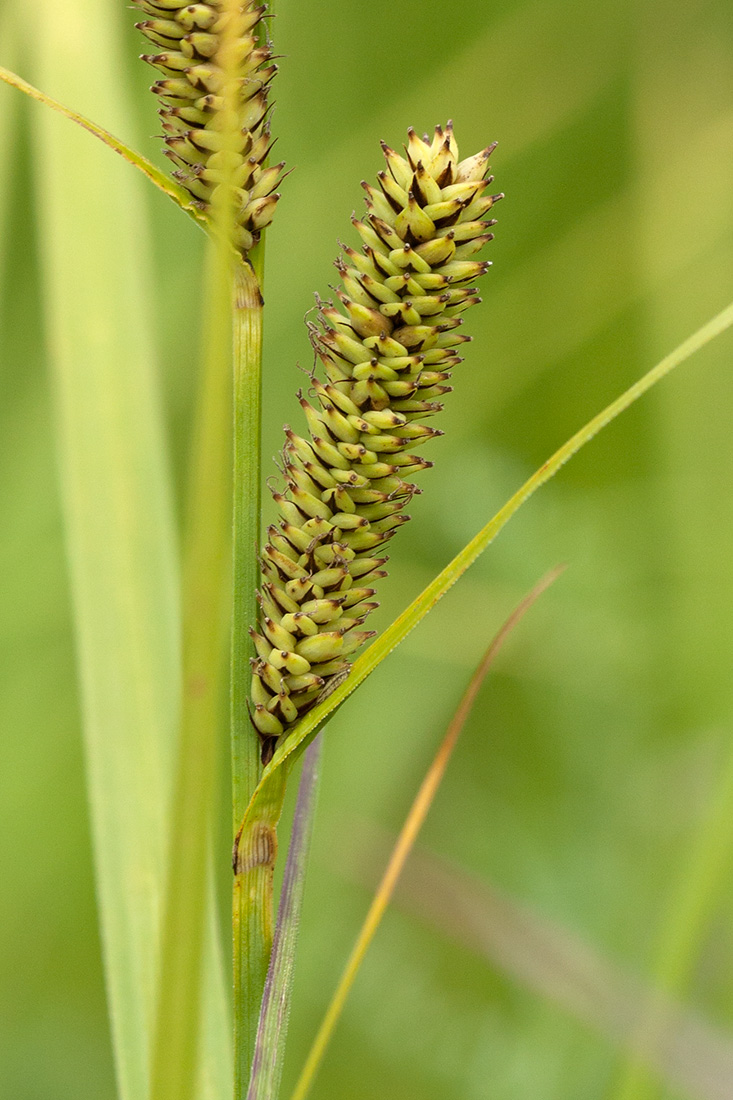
150, 239, 233, 1100
231, 250, 270, 1095
231, 253, 264, 828
233, 765, 287, 1098
247, 737, 324, 1100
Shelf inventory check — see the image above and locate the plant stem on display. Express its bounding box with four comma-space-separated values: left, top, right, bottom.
247, 737, 323, 1100
231, 255, 264, 827
231, 253, 270, 1094
151, 239, 233, 1100
233, 767, 287, 1098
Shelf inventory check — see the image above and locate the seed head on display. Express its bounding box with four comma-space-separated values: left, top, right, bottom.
133, 1, 283, 257
250, 124, 502, 760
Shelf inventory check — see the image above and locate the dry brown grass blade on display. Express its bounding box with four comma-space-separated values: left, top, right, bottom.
289, 566, 565, 1100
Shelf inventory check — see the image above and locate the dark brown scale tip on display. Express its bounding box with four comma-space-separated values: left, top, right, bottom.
261, 737, 276, 767
491, 193, 505, 202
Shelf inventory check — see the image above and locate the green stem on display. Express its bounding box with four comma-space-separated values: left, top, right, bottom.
231, 255, 264, 827
231, 254, 268, 1095
233, 767, 288, 1098
231, 4, 275, 1084
150, 240, 233, 1100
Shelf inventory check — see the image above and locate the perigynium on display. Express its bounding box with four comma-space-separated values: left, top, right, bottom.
249, 123, 503, 760
133, 0, 284, 258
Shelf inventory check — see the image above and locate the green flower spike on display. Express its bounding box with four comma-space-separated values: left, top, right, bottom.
250, 123, 502, 759
133, 0, 283, 257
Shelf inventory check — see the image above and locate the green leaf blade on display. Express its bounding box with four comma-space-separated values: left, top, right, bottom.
26, 4, 178, 1097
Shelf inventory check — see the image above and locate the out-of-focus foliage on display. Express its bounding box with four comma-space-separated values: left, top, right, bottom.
0, 1, 731, 1099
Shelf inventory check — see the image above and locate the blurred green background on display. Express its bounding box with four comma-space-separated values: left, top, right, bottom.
1, 0, 732, 1097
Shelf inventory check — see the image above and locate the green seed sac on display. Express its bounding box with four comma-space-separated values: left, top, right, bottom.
251, 124, 502, 757
133, 1, 282, 256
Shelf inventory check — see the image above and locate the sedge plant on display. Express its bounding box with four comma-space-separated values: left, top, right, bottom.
2, 2, 733, 1100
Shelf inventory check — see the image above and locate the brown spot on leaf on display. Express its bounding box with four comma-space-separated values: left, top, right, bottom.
233, 820, 278, 876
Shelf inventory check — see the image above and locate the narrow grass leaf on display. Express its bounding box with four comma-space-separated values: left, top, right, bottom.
26, 4, 179, 1097
289, 568, 562, 1100
234, 302, 733, 858
200, 868, 234, 1098
149, 240, 234, 1100
380, 847, 733, 1100
247, 735, 324, 1100
0, 63, 207, 229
